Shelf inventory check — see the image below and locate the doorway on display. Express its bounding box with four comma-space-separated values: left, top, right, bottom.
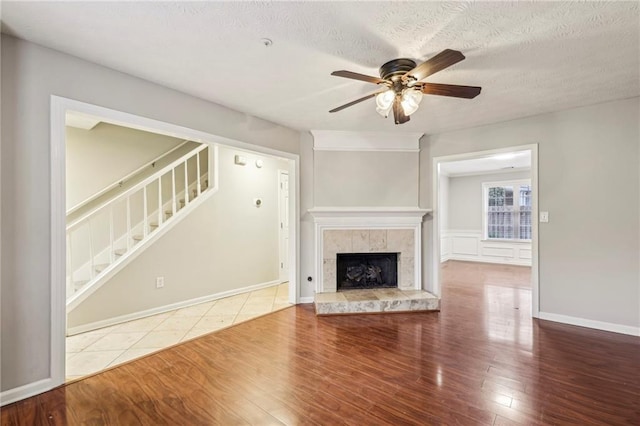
431, 145, 539, 317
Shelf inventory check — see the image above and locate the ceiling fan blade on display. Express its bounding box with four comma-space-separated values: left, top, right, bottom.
331, 70, 386, 85
404, 49, 465, 82
329, 91, 383, 113
419, 82, 481, 99
392, 97, 410, 125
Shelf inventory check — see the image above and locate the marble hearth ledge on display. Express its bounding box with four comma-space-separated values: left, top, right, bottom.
315, 289, 440, 315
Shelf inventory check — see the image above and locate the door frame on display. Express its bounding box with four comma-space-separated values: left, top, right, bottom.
277, 169, 290, 283
431, 144, 539, 317
50, 95, 300, 388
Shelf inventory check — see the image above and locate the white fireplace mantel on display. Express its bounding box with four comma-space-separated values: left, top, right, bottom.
308, 207, 431, 225
309, 207, 431, 293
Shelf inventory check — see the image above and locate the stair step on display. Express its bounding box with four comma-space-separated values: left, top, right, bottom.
114, 248, 127, 257
132, 234, 144, 242
149, 222, 159, 229
94, 263, 109, 273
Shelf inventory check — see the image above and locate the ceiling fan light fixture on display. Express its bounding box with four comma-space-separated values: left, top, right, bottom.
375, 89, 394, 117
401, 88, 422, 116
328, 49, 481, 125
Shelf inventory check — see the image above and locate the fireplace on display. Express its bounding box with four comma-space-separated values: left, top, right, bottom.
337, 252, 398, 290
308, 207, 430, 293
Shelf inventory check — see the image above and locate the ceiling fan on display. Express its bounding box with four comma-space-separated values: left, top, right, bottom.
329, 49, 481, 125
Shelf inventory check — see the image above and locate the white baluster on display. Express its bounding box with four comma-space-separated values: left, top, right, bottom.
171, 168, 177, 215
89, 220, 94, 280
67, 233, 72, 292
109, 205, 114, 263
196, 152, 201, 196
126, 196, 131, 250
143, 186, 148, 237
184, 160, 189, 206
158, 176, 163, 225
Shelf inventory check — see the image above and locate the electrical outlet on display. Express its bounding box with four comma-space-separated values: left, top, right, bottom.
156, 276, 165, 289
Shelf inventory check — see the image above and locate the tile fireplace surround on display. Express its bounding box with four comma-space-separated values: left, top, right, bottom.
308, 207, 431, 294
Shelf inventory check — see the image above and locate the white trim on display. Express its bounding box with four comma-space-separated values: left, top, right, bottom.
310, 130, 422, 152
66, 186, 218, 312
309, 208, 429, 293
299, 296, 314, 304
432, 144, 539, 317
50, 97, 67, 391
50, 96, 300, 401
443, 166, 531, 178
0, 378, 56, 407
309, 207, 431, 222
66, 140, 191, 216
538, 312, 640, 337
290, 157, 300, 304
66, 143, 208, 230
67, 280, 282, 336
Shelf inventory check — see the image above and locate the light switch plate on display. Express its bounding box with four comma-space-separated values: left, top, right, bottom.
540, 211, 549, 223
234, 155, 247, 165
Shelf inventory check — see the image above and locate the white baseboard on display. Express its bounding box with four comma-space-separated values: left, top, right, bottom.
0, 378, 55, 407
299, 296, 314, 304
538, 312, 640, 336
67, 279, 281, 336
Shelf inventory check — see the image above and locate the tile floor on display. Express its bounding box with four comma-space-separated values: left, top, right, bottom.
66, 283, 291, 381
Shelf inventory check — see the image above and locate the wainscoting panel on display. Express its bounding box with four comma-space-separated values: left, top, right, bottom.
451, 236, 478, 256
441, 230, 531, 266
482, 246, 515, 258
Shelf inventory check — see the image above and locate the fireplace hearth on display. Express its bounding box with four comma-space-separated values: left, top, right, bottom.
337, 252, 398, 290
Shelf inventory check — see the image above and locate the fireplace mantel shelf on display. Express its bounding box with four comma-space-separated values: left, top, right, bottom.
308, 207, 431, 220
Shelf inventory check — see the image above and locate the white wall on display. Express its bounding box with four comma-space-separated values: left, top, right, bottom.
314, 150, 419, 207
422, 97, 640, 330
68, 146, 287, 327
66, 123, 185, 209
1, 35, 300, 394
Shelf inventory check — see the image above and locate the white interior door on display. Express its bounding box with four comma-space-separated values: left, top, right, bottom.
278, 170, 290, 282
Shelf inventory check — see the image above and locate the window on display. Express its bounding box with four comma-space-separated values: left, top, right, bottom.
483, 180, 531, 241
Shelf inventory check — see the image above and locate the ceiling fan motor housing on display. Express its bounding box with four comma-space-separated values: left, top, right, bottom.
379, 58, 417, 81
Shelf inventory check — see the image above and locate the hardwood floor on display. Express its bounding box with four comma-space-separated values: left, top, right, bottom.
2, 261, 639, 425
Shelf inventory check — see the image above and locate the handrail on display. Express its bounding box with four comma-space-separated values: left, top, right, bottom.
67, 143, 208, 231
66, 140, 192, 216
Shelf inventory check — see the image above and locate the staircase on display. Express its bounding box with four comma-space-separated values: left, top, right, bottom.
66, 143, 216, 311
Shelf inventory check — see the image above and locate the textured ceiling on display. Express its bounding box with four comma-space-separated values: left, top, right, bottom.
2, 1, 639, 134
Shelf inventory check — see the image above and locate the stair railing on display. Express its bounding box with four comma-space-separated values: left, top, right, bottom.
66, 143, 210, 296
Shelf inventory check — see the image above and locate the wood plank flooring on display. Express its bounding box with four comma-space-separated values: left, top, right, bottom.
2, 261, 639, 425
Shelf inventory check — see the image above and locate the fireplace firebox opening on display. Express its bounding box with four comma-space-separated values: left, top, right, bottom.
336, 252, 398, 290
